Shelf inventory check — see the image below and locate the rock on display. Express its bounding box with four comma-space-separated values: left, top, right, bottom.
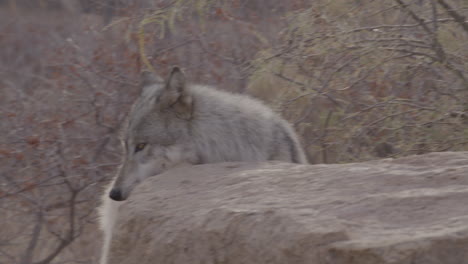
107, 152, 468, 264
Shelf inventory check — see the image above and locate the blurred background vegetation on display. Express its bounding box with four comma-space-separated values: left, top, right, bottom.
1, 0, 467, 263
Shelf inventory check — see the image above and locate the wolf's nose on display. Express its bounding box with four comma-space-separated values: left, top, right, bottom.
109, 189, 125, 201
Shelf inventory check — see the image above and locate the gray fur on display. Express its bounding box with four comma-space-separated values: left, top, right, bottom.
99, 67, 307, 264
110, 66, 307, 201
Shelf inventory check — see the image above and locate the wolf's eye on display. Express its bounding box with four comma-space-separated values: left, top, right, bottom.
135, 143, 147, 153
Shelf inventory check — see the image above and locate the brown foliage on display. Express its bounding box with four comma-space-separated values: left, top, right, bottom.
249, 0, 468, 163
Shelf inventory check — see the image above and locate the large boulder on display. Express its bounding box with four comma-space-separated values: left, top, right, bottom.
107, 152, 468, 264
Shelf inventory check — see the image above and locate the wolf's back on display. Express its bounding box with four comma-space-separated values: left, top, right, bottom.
187, 85, 307, 164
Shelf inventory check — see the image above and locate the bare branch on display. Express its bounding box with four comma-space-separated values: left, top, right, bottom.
20, 211, 43, 264
436, 0, 468, 33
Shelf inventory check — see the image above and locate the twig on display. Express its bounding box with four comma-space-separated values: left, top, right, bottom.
437, 0, 468, 33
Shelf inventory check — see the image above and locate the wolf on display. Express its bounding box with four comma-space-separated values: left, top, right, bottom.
99, 66, 307, 264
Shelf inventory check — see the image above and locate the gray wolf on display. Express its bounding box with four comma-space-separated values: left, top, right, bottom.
99, 67, 307, 264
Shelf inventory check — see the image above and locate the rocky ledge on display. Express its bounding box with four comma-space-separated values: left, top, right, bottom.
107, 152, 468, 264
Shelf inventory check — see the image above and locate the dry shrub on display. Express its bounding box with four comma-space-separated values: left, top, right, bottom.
248, 0, 468, 163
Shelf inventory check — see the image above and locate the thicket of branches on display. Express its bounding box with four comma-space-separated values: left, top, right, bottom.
249, 0, 468, 163
0, 0, 467, 263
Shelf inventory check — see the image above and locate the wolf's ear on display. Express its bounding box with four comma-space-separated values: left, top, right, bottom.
158, 67, 193, 120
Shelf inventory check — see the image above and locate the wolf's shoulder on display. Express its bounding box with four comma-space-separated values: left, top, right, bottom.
189, 85, 277, 117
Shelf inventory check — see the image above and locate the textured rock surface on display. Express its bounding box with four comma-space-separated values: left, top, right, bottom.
108, 152, 468, 264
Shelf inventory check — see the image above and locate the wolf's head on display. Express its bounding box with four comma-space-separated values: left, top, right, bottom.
109, 67, 198, 201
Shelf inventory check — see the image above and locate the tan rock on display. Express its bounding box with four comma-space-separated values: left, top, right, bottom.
107, 152, 468, 264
